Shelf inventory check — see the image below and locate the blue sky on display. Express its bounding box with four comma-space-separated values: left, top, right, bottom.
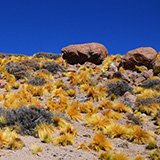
0, 0, 160, 56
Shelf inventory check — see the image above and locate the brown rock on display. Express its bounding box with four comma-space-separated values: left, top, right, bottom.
61, 42, 108, 65
121, 47, 158, 70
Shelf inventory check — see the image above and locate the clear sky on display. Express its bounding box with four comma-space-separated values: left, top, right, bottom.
0, 0, 160, 56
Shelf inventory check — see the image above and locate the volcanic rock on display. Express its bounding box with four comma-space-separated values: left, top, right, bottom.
61, 42, 108, 65
121, 47, 158, 70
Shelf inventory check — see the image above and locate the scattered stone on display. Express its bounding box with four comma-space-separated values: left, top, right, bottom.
113, 71, 130, 83
108, 62, 119, 72
61, 42, 108, 65
122, 91, 137, 109
140, 70, 153, 79
125, 112, 141, 125
0, 79, 7, 88
83, 61, 97, 69
117, 142, 129, 149
121, 47, 158, 70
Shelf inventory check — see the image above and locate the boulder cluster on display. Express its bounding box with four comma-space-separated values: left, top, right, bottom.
62, 42, 158, 72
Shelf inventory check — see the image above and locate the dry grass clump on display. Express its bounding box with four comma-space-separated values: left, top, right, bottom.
67, 88, 76, 97
100, 151, 131, 160
102, 54, 122, 71
76, 142, 92, 151
85, 114, 113, 131
136, 103, 159, 115
125, 125, 154, 144
65, 101, 82, 121
55, 79, 66, 89
34, 71, 54, 80
113, 103, 132, 113
52, 116, 76, 146
81, 84, 107, 101
68, 70, 91, 85
104, 123, 154, 145
0, 128, 24, 150
135, 88, 159, 100
155, 120, 160, 135
133, 155, 146, 160
98, 100, 114, 110
149, 149, 160, 160
34, 123, 55, 143
53, 133, 75, 146
89, 132, 113, 152
2, 90, 38, 109
22, 83, 44, 96
79, 101, 94, 113
103, 109, 123, 121
46, 100, 64, 112
51, 87, 67, 97
147, 138, 157, 149
31, 144, 43, 154
104, 124, 129, 139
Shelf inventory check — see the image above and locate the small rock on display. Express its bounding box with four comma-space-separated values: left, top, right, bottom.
0, 79, 7, 88
117, 142, 128, 149
108, 62, 119, 72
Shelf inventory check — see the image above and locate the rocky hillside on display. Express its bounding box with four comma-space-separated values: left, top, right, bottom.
0, 43, 159, 160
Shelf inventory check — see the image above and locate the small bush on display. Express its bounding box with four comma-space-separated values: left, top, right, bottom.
41, 61, 64, 75
0, 105, 71, 136
139, 79, 160, 89
107, 80, 132, 97
34, 52, 61, 60
5, 60, 40, 79
27, 77, 46, 86
3, 105, 53, 135
5, 62, 29, 79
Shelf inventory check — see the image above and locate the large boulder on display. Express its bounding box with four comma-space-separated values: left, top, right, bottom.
121, 47, 157, 70
61, 42, 108, 65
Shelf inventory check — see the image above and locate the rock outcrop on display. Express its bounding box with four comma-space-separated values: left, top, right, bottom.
121, 47, 157, 70
61, 42, 108, 65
